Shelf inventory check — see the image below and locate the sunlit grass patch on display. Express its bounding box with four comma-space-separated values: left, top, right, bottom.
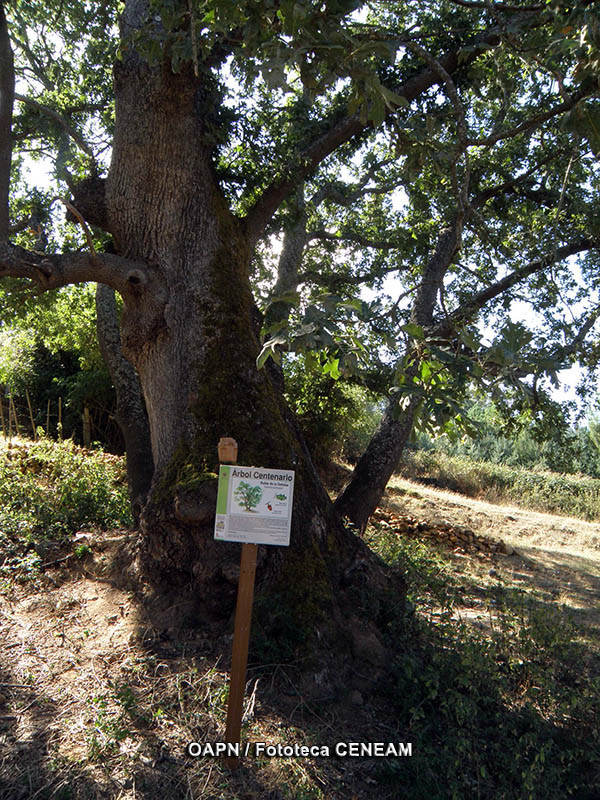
399, 450, 600, 520
0, 436, 131, 579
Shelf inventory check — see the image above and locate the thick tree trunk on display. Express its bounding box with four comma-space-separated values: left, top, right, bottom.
263, 189, 308, 332
102, 5, 399, 661
335, 400, 418, 532
0, 1, 14, 239
95, 284, 153, 526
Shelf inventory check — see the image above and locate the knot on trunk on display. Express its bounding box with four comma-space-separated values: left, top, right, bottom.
174, 480, 218, 525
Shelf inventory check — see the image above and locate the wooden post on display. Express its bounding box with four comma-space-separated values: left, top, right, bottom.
9, 394, 20, 438
58, 396, 62, 440
82, 406, 91, 448
46, 398, 50, 437
218, 437, 259, 770
7, 394, 12, 442
25, 389, 36, 440
0, 395, 5, 439
224, 541, 258, 767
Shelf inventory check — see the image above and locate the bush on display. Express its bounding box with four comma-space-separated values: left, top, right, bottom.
421, 399, 600, 478
0, 329, 121, 450
283, 356, 382, 466
366, 526, 600, 799
0, 437, 131, 577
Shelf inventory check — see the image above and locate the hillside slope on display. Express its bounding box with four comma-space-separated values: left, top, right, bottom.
381, 474, 600, 634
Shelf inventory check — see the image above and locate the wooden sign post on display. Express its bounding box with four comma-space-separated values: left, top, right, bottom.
218, 437, 258, 770
224, 540, 257, 768
215, 438, 295, 769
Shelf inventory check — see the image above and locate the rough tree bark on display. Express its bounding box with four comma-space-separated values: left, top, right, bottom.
1, 1, 526, 657
95, 284, 154, 526
263, 189, 308, 334
76, 1, 398, 660
0, 1, 13, 239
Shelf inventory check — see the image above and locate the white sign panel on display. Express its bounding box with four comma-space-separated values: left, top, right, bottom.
214, 465, 295, 546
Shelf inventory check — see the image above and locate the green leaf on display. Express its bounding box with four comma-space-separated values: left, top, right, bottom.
322, 357, 340, 379
401, 322, 425, 340
267, 290, 301, 307
256, 346, 271, 370
429, 346, 456, 364
379, 85, 409, 110
459, 328, 481, 351
369, 94, 386, 128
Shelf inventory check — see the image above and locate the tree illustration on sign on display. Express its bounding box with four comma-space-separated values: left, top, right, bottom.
234, 482, 263, 512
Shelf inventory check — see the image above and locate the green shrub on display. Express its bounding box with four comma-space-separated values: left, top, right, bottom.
0, 328, 120, 449
0, 437, 131, 576
283, 355, 382, 466
367, 526, 600, 798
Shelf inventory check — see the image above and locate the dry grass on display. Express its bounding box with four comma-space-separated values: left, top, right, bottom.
398, 450, 600, 520
385, 474, 600, 634
0, 531, 396, 800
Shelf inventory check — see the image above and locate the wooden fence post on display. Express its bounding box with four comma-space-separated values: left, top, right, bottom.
25, 389, 36, 440
9, 394, 20, 438
83, 406, 91, 447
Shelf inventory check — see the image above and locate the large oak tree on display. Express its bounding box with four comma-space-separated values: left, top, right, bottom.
1, 0, 599, 649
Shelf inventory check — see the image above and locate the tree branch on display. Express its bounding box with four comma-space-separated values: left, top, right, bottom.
470, 154, 560, 210
404, 42, 468, 152
0, 241, 150, 296
307, 229, 405, 250
448, 0, 544, 10
478, 303, 600, 385
242, 29, 503, 248
437, 239, 597, 334
403, 40, 470, 210
412, 219, 463, 327
8, 20, 54, 91
558, 305, 600, 361
467, 90, 586, 148
14, 93, 95, 159
309, 158, 398, 208
299, 263, 404, 289
8, 217, 30, 235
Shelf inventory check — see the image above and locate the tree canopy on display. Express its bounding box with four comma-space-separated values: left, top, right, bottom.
5, 1, 599, 421
2, 11, 600, 795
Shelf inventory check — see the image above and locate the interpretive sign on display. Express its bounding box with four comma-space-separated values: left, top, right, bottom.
214, 465, 295, 546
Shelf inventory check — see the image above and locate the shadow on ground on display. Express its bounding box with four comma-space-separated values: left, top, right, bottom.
0, 517, 599, 799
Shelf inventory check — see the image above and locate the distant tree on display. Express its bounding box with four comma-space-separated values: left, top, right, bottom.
589, 414, 600, 454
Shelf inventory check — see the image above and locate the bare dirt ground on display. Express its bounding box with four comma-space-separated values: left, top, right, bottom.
383, 475, 600, 635
0, 533, 389, 799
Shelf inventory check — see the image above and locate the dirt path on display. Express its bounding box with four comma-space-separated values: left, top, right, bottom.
383, 475, 600, 635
